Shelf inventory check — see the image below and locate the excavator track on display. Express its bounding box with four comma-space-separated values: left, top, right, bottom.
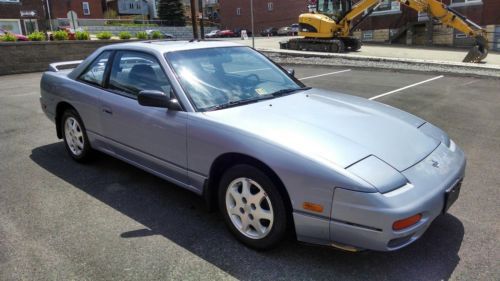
281, 38, 346, 53
280, 37, 362, 53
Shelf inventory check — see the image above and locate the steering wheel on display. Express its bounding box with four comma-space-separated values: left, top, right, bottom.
241, 74, 262, 97
243, 74, 261, 88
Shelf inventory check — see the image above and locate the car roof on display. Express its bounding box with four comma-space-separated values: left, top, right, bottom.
102, 40, 245, 53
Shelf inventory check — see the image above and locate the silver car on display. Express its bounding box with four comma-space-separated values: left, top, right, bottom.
40, 41, 465, 251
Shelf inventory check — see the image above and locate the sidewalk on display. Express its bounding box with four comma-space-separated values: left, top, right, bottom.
227, 36, 500, 66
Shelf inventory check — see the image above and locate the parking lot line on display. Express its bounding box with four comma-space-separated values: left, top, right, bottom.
298, 69, 352, 80
0, 93, 38, 98
369, 75, 444, 100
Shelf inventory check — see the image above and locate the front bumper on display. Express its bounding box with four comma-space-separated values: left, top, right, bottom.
329, 142, 466, 251
293, 141, 466, 251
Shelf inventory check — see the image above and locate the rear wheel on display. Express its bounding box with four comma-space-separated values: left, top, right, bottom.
61, 109, 93, 162
218, 164, 288, 250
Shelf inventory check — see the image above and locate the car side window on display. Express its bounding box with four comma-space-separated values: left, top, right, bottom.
108, 51, 172, 98
79, 51, 111, 87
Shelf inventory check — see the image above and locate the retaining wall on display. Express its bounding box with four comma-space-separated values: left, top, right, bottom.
0, 40, 138, 75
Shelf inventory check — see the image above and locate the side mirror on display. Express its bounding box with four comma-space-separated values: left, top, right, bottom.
138, 90, 182, 111
287, 68, 295, 77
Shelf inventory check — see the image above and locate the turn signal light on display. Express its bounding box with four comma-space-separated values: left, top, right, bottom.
303, 202, 324, 213
392, 214, 422, 231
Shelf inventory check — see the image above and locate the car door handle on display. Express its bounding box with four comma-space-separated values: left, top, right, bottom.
102, 108, 113, 115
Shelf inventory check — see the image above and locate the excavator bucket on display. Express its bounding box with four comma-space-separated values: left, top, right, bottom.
463, 36, 489, 63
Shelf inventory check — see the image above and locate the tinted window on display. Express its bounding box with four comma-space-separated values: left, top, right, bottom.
108, 51, 171, 98
79, 51, 111, 86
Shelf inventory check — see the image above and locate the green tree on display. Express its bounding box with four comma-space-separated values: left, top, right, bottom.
157, 0, 186, 26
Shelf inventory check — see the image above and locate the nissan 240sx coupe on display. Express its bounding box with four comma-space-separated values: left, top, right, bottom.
40, 41, 465, 251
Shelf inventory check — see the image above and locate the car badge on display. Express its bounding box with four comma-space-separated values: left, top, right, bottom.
431, 159, 440, 168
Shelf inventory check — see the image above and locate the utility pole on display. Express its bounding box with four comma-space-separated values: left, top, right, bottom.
198, 0, 204, 39
190, 0, 198, 39
250, 0, 255, 48
45, 0, 53, 31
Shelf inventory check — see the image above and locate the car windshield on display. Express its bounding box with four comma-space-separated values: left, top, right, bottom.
166, 47, 305, 111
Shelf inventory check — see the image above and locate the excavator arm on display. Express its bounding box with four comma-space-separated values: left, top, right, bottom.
337, 0, 488, 62
397, 0, 488, 62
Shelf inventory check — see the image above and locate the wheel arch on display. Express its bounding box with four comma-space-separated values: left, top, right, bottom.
55, 101, 77, 139
204, 153, 294, 230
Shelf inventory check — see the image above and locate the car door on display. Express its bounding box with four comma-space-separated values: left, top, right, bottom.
99, 50, 188, 184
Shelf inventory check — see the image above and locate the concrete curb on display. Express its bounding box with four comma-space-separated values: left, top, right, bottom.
259, 48, 500, 78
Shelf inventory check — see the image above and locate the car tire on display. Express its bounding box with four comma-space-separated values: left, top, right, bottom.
218, 164, 288, 250
61, 109, 93, 162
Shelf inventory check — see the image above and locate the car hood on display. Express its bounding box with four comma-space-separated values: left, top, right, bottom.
203, 89, 439, 172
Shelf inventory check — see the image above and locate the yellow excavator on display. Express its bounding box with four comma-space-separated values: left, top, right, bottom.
280, 0, 488, 63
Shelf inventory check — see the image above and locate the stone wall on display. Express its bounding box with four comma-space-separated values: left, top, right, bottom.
0, 40, 136, 76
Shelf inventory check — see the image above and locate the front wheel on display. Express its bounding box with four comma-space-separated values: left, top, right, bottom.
218, 164, 288, 250
61, 109, 93, 162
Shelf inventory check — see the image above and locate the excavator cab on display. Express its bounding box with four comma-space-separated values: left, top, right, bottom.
316, 0, 352, 22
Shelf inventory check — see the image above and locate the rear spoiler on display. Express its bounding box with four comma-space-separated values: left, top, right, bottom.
48, 60, 83, 72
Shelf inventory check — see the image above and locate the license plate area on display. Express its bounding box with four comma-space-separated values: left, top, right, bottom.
443, 180, 462, 213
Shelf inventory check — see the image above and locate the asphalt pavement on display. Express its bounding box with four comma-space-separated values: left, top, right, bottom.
0, 67, 499, 281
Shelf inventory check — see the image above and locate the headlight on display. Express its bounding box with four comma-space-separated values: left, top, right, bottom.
347, 156, 408, 193
419, 122, 451, 147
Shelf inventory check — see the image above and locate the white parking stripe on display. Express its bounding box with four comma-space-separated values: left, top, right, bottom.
299, 69, 351, 80
369, 75, 444, 100
0, 93, 37, 98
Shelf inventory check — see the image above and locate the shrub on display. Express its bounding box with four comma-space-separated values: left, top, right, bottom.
136, 31, 148, 40
151, 30, 162, 39
96, 31, 113, 40
75, 31, 90, 40
0, 33, 17, 42
53, 30, 68, 40
118, 31, 131, 40
28, 31, 46, 41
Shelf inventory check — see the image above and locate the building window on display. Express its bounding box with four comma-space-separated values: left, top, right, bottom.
267, 2, 273, 12
82, 2, 90, 15
136, 3, 141, 9
450, 0, 482, 7
371, 0, 400, 15
0, 19, 22, 35
236, 7, 241, 16
130, 3, 134, 9
362, 30, 373, 41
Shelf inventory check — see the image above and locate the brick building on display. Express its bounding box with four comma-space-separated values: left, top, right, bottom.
0, 0, 104, 35
0, 0, 48, 35
49, 0, 104, 19
219, 0, 308, 33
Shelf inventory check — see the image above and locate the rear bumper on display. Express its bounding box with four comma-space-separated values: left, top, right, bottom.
294, 141, 466, 251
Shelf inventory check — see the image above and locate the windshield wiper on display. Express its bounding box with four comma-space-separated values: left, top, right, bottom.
205, 87, 311, 111
208, 95, 275, 111
269, 87, 311, 97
